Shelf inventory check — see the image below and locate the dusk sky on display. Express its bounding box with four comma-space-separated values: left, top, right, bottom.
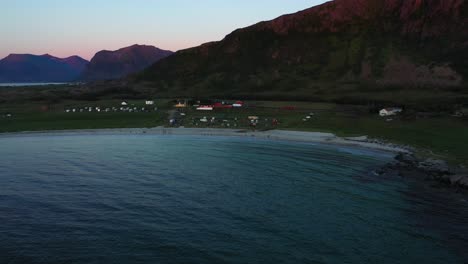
1, 0, 328, 60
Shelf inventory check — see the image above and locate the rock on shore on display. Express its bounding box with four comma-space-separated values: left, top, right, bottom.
378, 153, 468, 190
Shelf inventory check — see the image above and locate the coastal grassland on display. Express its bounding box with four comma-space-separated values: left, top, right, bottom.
0, 112, 164, 132
1, 99, 467, 165
293, 115, 468, 165
0, 100, 167, 132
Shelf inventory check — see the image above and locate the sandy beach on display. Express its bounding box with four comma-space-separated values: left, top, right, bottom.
0, 127, 411, 154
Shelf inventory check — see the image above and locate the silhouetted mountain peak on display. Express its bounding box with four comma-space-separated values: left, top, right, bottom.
0, 53, 88, 83
81, 44, 173, 81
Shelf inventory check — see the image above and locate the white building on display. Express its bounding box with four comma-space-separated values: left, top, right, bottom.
121, 101, 128, 106
232, 101, 244, 108
145, 100, 154, 105
379, 108, 403, 117
196, 105, 213, 111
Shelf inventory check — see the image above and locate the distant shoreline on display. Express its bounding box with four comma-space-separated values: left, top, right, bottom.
0, 127, 411, 154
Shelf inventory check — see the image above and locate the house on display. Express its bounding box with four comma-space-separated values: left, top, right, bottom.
121, 101, 128, 106
232, 101, 244, 107
175, 100, 187, 108
145, 100, 154, 105
213, 102, 233, 109
196, 105, 214, 111
379, 108, 403, 117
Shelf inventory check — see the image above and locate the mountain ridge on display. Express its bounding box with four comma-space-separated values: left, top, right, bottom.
134, 0, 467, 101
0, 54, 88, 83
81, 44, 173, 81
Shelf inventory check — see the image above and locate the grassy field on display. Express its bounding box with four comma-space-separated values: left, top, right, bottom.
0, 100, 167, 132
1, 99, 467, 165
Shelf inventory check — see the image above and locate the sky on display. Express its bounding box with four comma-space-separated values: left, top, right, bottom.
1, 0, 328, 60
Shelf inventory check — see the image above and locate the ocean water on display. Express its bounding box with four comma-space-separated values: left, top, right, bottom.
0, 83, 68, 87
0, 134, 467, 264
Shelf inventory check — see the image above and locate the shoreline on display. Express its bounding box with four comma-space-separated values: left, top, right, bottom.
0, 127, 411, 154
1, 126, 467, 190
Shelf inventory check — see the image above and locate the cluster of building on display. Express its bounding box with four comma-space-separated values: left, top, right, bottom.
188, 116, 240, 128
187, 115, 279, 129
64, 100, 158, 114
174, 99, 244, 111
64, 106, 158, 113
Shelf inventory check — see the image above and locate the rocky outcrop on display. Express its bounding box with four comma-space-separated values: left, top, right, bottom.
379, 56, 463, 86
255, 0, 467, 36
378, 153, 468, 190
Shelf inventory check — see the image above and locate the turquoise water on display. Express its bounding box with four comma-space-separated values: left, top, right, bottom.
0, 134, 467, 263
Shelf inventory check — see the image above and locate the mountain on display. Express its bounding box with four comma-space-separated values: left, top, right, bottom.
81, 44, 173, 81
135, 0, 468, 103
0, 54, 88, 83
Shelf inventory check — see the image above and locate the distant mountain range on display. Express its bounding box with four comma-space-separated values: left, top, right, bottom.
80, 45, 173, 81
0, 45, 173, 83
135, 0, 468, 99
0, 54, 88, 83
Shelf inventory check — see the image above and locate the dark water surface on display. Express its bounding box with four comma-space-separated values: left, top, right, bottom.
0, 83, 68, 87
0, 134, 467, 264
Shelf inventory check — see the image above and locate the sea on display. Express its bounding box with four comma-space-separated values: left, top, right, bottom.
0, 134, 467, 264
0, 83, 69, 87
